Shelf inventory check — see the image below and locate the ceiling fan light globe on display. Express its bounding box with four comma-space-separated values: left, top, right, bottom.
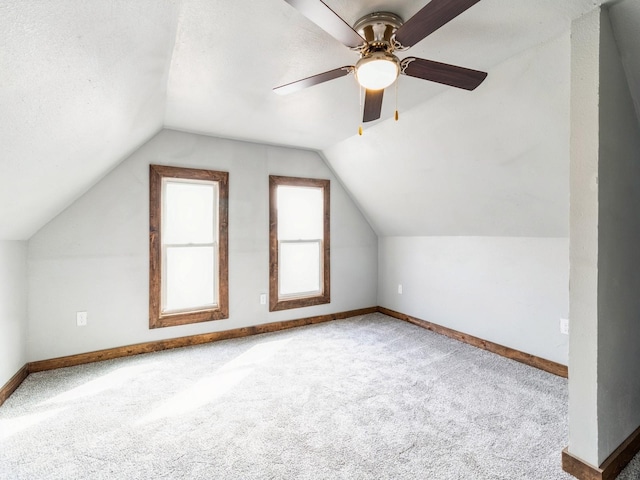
356, 56, 399, 90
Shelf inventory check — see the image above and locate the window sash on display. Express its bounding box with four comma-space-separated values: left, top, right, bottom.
162, 178, 218, 245
277, 185, 324, 241
278, 239, 323, 300
161, 243, 219, 314
160, 178, 219, 314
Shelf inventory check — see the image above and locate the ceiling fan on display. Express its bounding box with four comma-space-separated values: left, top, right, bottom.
274, 0, 488, 123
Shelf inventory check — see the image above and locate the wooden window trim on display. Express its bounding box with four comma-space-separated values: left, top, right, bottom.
269, 175, 330, 312
149, 164, 229, 328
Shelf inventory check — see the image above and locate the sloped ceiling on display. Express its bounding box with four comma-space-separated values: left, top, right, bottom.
1, 0, 637, 240
324, 33, 572, 237
1, 0, 180, 240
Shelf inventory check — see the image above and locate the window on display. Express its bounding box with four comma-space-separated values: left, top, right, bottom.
269, 175, 330, 311
149, 165, 228, 328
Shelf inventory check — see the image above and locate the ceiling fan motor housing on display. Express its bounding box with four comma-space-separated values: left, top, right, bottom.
353, 12, 404, 90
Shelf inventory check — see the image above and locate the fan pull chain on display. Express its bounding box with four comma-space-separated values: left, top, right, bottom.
358, 84, 364, 136
395, 78, 399, 122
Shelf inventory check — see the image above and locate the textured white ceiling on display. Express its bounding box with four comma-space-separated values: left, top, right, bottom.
164, 0, 617, 150
1, 0, 637, 240
0, 0, 180, 239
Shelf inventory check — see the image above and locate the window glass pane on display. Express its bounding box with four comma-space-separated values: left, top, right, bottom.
277, 186, 323, 240
279, 241, 321, 297
165, 246, 215, 311
164, 181, 215, 245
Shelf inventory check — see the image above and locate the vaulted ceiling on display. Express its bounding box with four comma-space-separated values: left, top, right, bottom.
2, 0, 638, 240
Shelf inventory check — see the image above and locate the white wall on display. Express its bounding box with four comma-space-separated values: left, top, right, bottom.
568, 7, 640, 467
366, 30, 572, 368
378, 237, 569, 364
568, 8, 602, 465
0, 241, 28, 387
328, 33, 572, 371
27, 129, 378, 361
596, 8, 640, 465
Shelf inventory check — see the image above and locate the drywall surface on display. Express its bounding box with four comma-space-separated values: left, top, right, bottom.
0, 241, 28, 387
378, 236, 568, 364
27, 129, 377, 361
0, 0, 180, 240
323, 32, 570, 238
608, 0, 640, 123
596, 9, 640, 465
568, 8, 602, 466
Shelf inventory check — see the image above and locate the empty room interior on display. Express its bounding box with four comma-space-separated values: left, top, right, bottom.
2, 0, 640, 479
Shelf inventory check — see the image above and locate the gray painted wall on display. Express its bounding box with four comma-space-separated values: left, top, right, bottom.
378, 237, 569, 364
27, 129, 377, 362
568, 8, 601, 465
0, 241, 28, 387
568, 7, 640, 466
596, 8, 640, 465
371, 32, 572, 369
329, 33, 573, 374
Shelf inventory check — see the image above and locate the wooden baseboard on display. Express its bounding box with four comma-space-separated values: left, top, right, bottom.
562, 424, 640, 480
0, 364, 29, 407
562, 448, 603, 480
377, 306, 568, 378
28, 307, 377, 373
1, 305, 568, 407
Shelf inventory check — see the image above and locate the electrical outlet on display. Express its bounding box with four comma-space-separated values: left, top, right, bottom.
398, 284, 403, 295
560, 318, 569, 335
260, 293, 267, 305
76, 311, 87, 327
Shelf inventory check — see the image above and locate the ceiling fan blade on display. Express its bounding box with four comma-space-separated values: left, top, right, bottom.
363, 89, 384, 123
402, 57, 487, 90
274, 67, 353, 95
394, 0, 482, 48
284, 0, 365, 48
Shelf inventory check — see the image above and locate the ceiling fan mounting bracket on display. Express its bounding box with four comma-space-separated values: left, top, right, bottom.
353, 12, 405, 55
